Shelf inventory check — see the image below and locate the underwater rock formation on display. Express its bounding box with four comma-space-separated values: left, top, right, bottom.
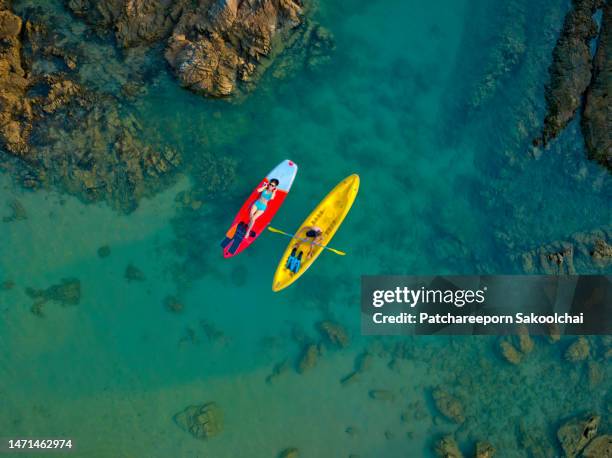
565, 336, 591, 362
474, 441, 495, 458
2, 199, 26, 222
537, 0, 610, 170
582, 2, 612, 169
0, 3, 182, 211
582, 434, 612, 457
26, 278, 81, 316
518, 227, 612, 274
297, 343, 319, 373
174, 402, 223, 439
432, 388, 465, 424
278, 447, 299, 458
317, 320, 349, 348
434, 435, 463, 458
125, 263, 145, 281
68, 0, 304, 98
557, 414, 600, 457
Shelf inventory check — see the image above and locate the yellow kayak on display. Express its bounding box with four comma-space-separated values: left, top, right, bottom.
272, 174, 360, 292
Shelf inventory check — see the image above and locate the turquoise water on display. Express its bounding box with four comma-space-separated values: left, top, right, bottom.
1, 0, 611, 456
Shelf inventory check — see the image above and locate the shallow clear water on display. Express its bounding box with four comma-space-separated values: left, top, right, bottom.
1, 0, 610, 456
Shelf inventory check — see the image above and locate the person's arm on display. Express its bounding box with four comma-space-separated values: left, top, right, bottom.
256, 183, 267, 192
270, 189, 277, 200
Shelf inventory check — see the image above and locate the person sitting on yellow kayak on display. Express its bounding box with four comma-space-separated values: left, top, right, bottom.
295, 226, 323, 258
286, 226, 323, 273
246, 178, 279, 237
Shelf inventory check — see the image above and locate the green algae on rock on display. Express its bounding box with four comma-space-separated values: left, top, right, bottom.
174, 402, 223, 439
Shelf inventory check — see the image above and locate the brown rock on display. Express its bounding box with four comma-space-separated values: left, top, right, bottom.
317, 320, 349, 348
435, 435, 463, 458
174, 402, 223, 439
539, 0, 603, 146
432, 388, 465, 424
565, 337, 590, 362
557, 414, 600, 457
582, 435, 612, 457
582, 2, 611, 170
475, 441, 495, 458
297, 343, 318, 373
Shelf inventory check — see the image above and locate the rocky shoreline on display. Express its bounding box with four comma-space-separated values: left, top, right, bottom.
67, 0, 304, 98
536, 0, 610, 171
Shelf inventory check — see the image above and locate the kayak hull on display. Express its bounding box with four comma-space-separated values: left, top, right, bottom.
223, 160, 298, 258
272, 174, 359, 292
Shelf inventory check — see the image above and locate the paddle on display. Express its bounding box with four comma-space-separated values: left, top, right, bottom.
267, 226, 346, 256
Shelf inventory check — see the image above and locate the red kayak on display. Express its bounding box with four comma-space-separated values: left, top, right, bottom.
221, 159, 298, 258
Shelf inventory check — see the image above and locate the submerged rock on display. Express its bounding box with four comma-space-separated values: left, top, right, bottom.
174, 402, 223, 439
317, 320, 349, 348
475, 441, 495, 458
2, 199, 27, 222
278, 447, 299, 458
125, 263, 146, 282
432, 388, 465, 424
557, 414, 600, 457
26, 278, 81, 316
434, 435, 463, 458
97, 245, 111, 258
297, 343, 319, 373
565, 337, 591, 362
582, 434, 612, 457
164, 295, 183, 313
499, 339, 523, 365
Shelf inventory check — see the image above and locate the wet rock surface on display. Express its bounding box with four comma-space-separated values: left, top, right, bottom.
67, 0, 306, 99
174, 402, 223, 439
582, 2, 612, 170
557, 414, 600, 457
0, 3, 182, 211
537, 0, 610, 170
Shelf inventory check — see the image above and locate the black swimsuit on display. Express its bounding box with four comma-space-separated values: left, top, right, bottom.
306, 229, 320, 238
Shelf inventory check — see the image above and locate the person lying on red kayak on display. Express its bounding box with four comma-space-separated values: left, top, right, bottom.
246, 178, 279, 237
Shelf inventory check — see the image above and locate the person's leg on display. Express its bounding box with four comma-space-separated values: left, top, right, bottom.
247, 207, 264, 236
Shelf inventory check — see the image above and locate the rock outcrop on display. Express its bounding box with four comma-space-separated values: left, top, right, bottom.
68, 0, 304, 98
557, 414, 599, 457
582, 2, 611, 169
537, 0, 610, 171
0, 3, 31, 155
